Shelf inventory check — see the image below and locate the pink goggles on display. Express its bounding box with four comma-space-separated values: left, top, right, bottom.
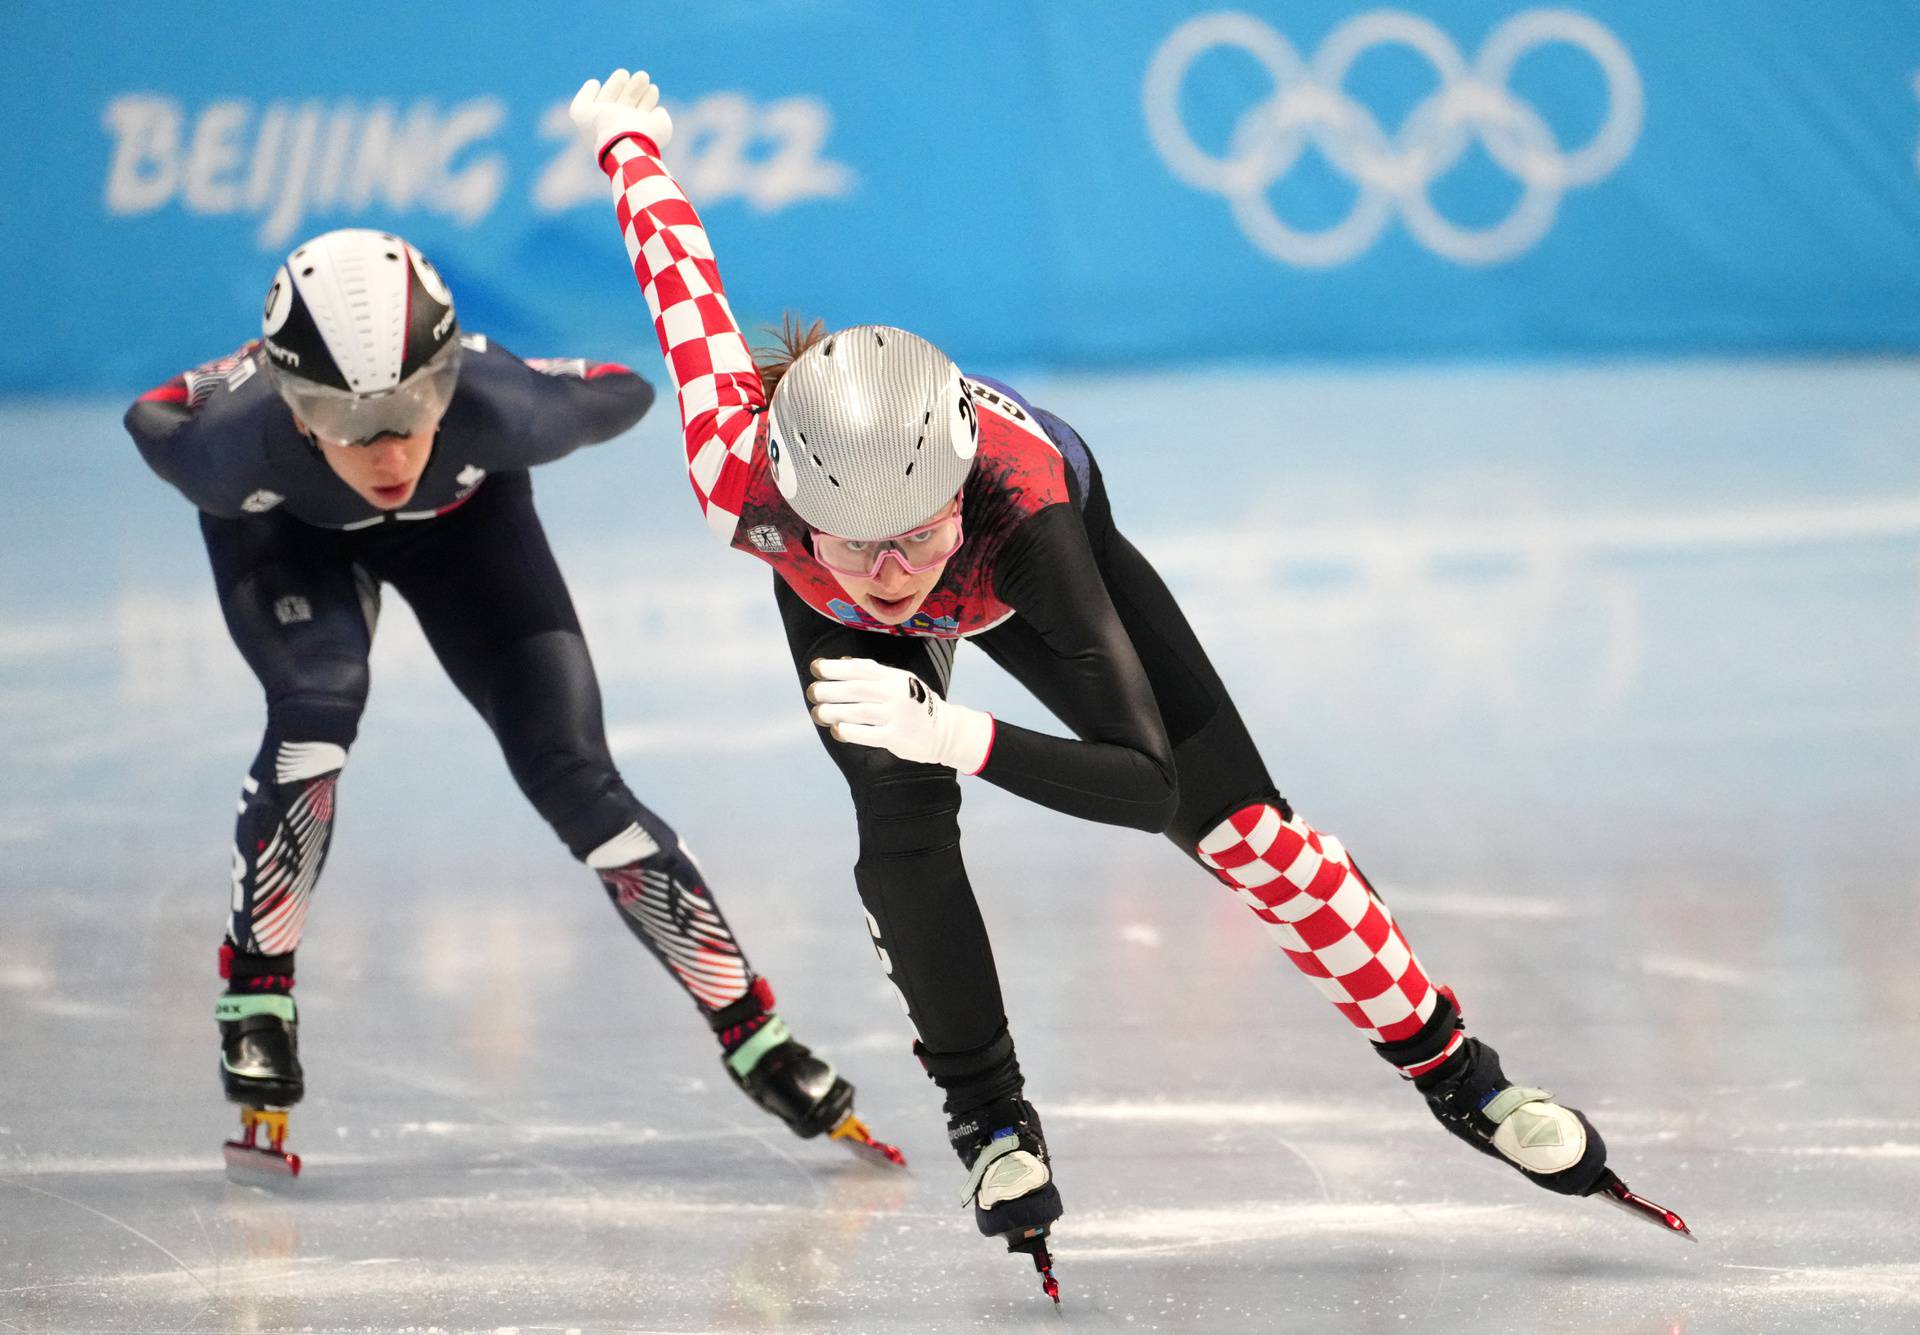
810, 512, 965, 578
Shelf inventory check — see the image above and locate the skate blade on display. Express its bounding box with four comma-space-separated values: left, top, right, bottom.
1004, 1226, 1061, 1305
224, 1107, 301, 1186
223, 1140, 301, 1184
828, 1113, 907, 1168
1596, 1171, 1692, 1241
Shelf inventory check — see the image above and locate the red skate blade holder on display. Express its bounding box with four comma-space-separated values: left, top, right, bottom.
1006, 1225, 1061, 1305
1595, 1170, 1693, 1241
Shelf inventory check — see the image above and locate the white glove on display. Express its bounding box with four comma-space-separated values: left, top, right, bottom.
807, 657, 995, 774
569, 68, 674, 164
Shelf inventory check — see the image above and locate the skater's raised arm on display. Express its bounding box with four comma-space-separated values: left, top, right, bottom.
573, 70, 764, 544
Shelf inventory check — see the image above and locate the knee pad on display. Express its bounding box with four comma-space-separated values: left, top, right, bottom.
853, 764, 962, 862
230, 739, 348, 956
265, 657, 369, 750
523, 750, 639, 857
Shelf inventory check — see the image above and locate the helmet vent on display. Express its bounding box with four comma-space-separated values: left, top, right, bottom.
904, 461, 915, 476
873, 331, 886, 347
267, 228, 447, 402
823, 339, 835, 357
828, 475, 841, 487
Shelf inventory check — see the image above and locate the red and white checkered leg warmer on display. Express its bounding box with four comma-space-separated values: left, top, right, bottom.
1197, 803, 1449, 1053
601, 137, 764, 544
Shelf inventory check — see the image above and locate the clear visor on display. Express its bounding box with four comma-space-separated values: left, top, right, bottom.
274, 338, 462, 445
811, 513, 964, 578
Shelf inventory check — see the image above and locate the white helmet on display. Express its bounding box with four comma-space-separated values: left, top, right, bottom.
261, 228, 462, 443
766, 325, 978, 540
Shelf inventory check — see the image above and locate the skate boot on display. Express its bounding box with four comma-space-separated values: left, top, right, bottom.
218, 993, 303, 1181
951, 1096, 1063, 1303
1418, 1036, 1692, 1239
722, 1005, 905, 1168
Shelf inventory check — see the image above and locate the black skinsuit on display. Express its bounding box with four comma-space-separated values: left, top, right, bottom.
125, 336, 771, 1025
776, 395, 1293, 1110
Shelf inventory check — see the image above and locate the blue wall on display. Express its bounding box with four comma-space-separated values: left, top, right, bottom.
7, 2, 1920, 390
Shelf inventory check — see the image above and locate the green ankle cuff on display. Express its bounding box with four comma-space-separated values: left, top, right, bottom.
216, 993, 296, 1023
725, 1015, 793, 1078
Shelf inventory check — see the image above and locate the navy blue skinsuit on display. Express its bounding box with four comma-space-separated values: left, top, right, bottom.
125, 335, 765, 1021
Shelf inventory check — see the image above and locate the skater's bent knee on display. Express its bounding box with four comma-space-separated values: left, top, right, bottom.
516, 749, 643, 855
853, 767, 961, 860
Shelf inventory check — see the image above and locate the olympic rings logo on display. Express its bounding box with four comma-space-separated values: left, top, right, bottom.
1143, 9, 1643, 266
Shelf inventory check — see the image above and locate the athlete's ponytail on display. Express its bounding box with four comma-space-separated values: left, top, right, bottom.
756, 313, 829, 402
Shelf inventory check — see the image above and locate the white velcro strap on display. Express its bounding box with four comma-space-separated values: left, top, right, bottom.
1482, 1085, 1554, 1125
961, 1134, 1023, 1207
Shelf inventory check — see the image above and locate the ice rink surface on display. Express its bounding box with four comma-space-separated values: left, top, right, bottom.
4, 357, 1918, 1331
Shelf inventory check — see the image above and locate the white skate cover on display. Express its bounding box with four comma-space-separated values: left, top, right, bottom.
1485, 1086, 1586, 1176
978, 1149, 1050, 1208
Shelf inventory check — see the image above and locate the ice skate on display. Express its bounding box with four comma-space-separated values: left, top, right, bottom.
726, 1017, 905, 1168
952, 1096, 1063, 1304
1419, 1036, 1691, 1240
218, 993, 303, 1182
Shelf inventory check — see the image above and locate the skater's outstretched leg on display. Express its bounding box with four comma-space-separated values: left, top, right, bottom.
989, 497, 1648, 1213
1196, 803, 1630, 1199
392, 487, 893, 1158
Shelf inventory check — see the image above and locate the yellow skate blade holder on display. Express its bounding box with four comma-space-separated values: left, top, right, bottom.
829, 1112, 907, 1168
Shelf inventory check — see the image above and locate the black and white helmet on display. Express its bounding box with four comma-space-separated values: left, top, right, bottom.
766, 325, 978, 540
261, 228, 462, 443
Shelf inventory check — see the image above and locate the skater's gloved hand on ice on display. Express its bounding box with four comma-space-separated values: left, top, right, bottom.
570, 68, 674, 164
808, 657, 994, 774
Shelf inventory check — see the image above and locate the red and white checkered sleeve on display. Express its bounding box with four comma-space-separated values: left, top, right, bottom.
601, 135, 764, 544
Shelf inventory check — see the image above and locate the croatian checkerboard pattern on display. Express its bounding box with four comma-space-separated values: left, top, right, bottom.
1198, 803, 1440, 1047
603, 137, 764, 544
